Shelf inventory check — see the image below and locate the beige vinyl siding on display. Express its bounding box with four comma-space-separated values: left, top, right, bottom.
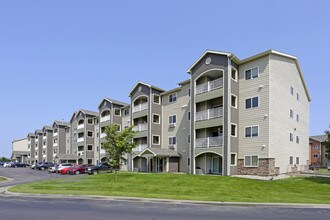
162, 83, 190, 173
12, 138, 29, 151
238, 56, 270, 159
269, 54, 309, 173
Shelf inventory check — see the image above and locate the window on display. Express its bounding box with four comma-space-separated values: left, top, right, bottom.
231, 68, 237, 81
290, 86, 294, 95
169, 115, 176, 126
115, 124, 121, 131
297, 93, 300, 101
296, 157, 299, 165
153, 94, 160, 104
313, 154, 319, 158
245, 67, 259, 80
245, 97, 259, 109
290, 133, 293, 142
231, 154, 237, 166
244, 155, 258, 167
87, 118, 93, 124
296, 114, 299, 122
114, 108, 121, 116
169, 93, 177, 103
152, 135, 160, 145
87, 145, 93, 151
153, 114, 160, 124
188, 158, 190, 166
188, 112, 190, 120
123, 109, 130, 116
296, 136, 299, 144
187, 134, 190, 144
169, 137, 176, 145
313, 145, 319, 150
87, 131, 93, 137
289, 156, 293, 165
245, 126, 259, 137
231, 124, 237, 137
290, 109, 294, 118
188, 89, 191, 97
231, 95, 237, 108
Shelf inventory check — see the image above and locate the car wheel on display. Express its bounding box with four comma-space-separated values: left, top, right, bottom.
66, 170, 70, 174
41, 167, 45, 170
75, 171, 80, 175
93, 170, 98, 175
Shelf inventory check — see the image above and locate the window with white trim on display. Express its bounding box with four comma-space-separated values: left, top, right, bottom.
245, 67, 259, 80
231, 124, 237, 137
87, 118, 93, 124
290, 109, 294, 118
231, 154, 237, 166
245, 97, 258, 109
231, 68, 237, 81
296, 157, 299, 165
231, 95, 237, 108
153, 114, 160, 124
169, 93, 177, 103
245, 126, 259, 137
289, 156, 293, 165
152, 135, 160, 145
313, 145, 319, 150
296, 136, 299, 144
296, 114, 299, 122
290, 86, 294, 95
169, 115, 176, 125
169, 137, 176, 145
296, 93, 300, 101
313, 154, 318, 158
123, 109, 130, 116
244, 155, 258, 167
290, 133, 293, 142
153, 94, 160, 104
114, 108, 121, 116
87, 145, 93, 151
87, 131, 93, 137
187, 134, 190, 144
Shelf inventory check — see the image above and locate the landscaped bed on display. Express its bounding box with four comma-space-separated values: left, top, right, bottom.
9, 172, 330, 204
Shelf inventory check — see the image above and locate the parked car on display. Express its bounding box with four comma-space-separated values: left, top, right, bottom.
13, 162, 27, 168
327, 164, 330, 171
3, 162, 13, 168
0, 162, 4, 166
56, 163, 73, 173
58, 165, 77, 175
69, 164, 91, 175
48, 164, 59, 173
31, 162, 42, 170
87, 162, 113, 175
36, 162, 54, 170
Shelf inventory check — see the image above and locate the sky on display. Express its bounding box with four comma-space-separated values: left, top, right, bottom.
0, 0, 329, 158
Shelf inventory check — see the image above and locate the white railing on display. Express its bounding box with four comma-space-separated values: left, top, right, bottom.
53, 143, 58, 147
133, 144, 147, 152
42, 155, 46, 158
195, 136, 223, 148
196, 78, 223, 95
100, 133, 106, 139
77, 137, 85, 143
100, 149, 106, 154
35, 147, 38, 150
78, 151, 84, 156
28, 141, 31, 144
53, 132, 58, 137
43, 136, 47, 140
133, 102, 148, 113
43, 145, 46, 149
77, 124, 84, 130
100, 115, 110, 123
133, 123, 148, 132
195, 107, 223, 121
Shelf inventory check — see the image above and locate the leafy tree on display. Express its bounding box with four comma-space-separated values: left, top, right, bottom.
324, 130, 330, 161
0, 157, 11, 162
102, 124, 137, 179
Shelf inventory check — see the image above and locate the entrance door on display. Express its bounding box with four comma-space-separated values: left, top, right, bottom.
212, 157, 220, 173
159, 158, 164, 172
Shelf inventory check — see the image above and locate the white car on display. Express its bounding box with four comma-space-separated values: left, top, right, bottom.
3, 162, 12, 168
56, 163, 73, 173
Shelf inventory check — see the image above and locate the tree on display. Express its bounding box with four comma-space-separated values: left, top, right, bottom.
324, 130, 330, 161
0, 157, 11, 162
102, 124, 137, 179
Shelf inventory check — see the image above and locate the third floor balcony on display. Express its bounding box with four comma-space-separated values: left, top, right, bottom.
196, 78, 223, 95
195, 107, 223, 121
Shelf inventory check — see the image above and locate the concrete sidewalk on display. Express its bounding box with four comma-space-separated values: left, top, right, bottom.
2, 185, 330, 209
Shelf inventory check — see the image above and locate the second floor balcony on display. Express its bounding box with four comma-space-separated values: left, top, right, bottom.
133, 123, 148, 132
77, 137, 85, 143
133, 102, 148, 113
195, 136, 223, 148
100, 115, 111, 123
77, 124, 85, 130
100, 133, 107, 139
196, 78, 223, 95
195, 107, 223, 121
133, 144, 147, 153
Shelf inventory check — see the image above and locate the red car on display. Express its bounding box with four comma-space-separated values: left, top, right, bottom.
59, 164, 79, 175
69, 164, 91, 175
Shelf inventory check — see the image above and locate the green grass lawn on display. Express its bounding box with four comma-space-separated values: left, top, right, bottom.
0, 177, 6, 181
9, 173, 330, 204
316, 169, 330, 175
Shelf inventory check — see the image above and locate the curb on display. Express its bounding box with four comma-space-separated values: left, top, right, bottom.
3, 186, 330, 209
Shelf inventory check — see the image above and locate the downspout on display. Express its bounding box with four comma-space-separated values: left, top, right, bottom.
226, 57, 232, 176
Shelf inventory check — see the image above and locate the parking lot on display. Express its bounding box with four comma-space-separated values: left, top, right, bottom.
0, 166, 77, 188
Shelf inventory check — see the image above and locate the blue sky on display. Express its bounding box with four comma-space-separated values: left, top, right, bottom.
0, 1, 329, 157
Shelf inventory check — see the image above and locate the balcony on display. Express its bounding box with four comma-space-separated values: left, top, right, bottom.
42, 145, 46, 149
53, 142, 58, 147
195, 136, 223, 148
77, 124, 85, 130
133, 124, 148, 132
100, 115, 110, 123
100, 133, 107, 139
43, 136, 47, 140
133, 102, 148, 113
77, 137, 85, 143
133, 144, 147, 153
196, 78, 223, 95
195, 107, 223, 121
42, 155, 46, 158
53, 132, 58, 137
78, 151, 84, 157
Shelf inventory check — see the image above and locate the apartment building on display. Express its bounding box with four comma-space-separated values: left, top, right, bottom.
11, 138, 29, 163
42, 126, 54, 162
27, 133, 36, 164
309, 135, 329, 167
34, 129, 43, 163
70, 109, 98, 165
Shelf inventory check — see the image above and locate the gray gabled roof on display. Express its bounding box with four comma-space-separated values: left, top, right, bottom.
43, 126, 53, 131
138, 148, 181, 157
80, 109, 98, 116
35, 129, 43, 134
53, 121, 70, 127
27, 133, 35, 137
128, 81, 165, 96
97, 97, 129, 109
310, 135, 327, 143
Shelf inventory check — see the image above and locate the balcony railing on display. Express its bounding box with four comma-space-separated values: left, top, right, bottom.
195, 107, 223, 121
53, 143, 58, 147
100, 149, 106, 154
100, 133, 106, 139
195, 136, 223, 148
196, 78, 223, 95
42, 145, 46, 149
133, 144, 147, 153
100, 115, 110, 123
133, 102, 148, 113
78, 151, 84, 157
42, 155, 46, 158
77, 124, 84, 130
77, 137, 85, 143
133, 123, 148, 132
43, 136, 47, 140
53, 132, 58, 137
